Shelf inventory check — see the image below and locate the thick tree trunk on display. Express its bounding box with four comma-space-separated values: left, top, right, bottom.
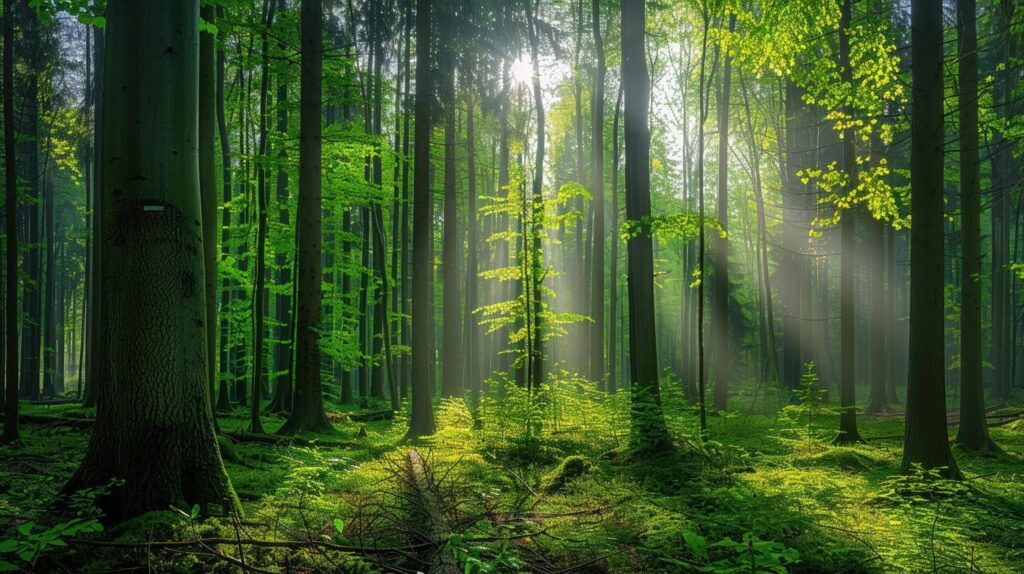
902, 0, 960, 478
279, 0, 332, 435
408, 0, 437, 439
83, 20, 104, 409
622, 0, 671, 453
64, 0, 239, 521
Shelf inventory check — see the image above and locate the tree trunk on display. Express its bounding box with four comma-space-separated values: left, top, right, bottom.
902, 0, 960, 478
64, 0, 239, 521
269, 0, 293, 414
622, 0, 671, 453
441, 58, 462, 398
199, 5, 218, 408
278, 0, 332, 434
589, 0, 606, 385
835, 0, 864, 444
954, 0, 996, 451
2, 0, 20, 444
214, 11, 233, 413
525, 0, 545, 393
608, 85, 622, 394
408, 0, 438, 439
712, 15, 735, 411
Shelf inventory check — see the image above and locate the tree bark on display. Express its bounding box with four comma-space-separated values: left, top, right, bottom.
2, 0, 20, 444
902, 0, 960, 478
64, 0, 240, 520
589, 0, 606, 385
954, 0, 996, 451
835, 0, 864, 444
408, 0, 438, 439
279, 0, 333, 434
622, 0, 671, 454
712, 15, 735, 411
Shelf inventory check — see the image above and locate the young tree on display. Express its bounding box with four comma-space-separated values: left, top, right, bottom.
902, 0, 960, 478
64, 0, 239, 520
622, 0, 671, 454
279, 0, 333, 434
408, 0, 438, 439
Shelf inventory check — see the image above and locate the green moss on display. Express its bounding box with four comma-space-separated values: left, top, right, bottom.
542, 455, 593, 493
216, 435, 240, 463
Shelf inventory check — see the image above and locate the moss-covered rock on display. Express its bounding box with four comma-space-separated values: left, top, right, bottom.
217, 434, 240, 463
542, 455, 593, 493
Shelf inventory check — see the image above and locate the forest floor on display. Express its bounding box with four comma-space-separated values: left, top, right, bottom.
2, 380, 1023, 573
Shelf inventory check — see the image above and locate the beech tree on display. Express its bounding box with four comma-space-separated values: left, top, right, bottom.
64, 0, 239, 520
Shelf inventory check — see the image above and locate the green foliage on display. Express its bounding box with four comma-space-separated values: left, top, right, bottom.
0, 518, 102, 570
663, 530, 800, 573
874, 465, 975, 507
541, 455, 593, 493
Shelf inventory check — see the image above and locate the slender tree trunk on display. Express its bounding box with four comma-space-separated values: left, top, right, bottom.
199, 5, 219, 408
250, 0, 276, 434
279, 0, 332, 434
64, 0, 239, 520
82, 20, 104, 409
525, 0, 545, 392
441, 59, 462, 397
589, 0, 606, 385
2, 0, 20, 444
955, 0, 996, 450
464, 63, 480, 399
400, 0, 413, 398
408, 0, 437, 439
269, 0, 293, 414
622, 0, 671, 453
902, 0, 960, 478
712, 15, 735, 411
214, 13, 233, 413
608, 85, 622, 394
835, 0, 864, 444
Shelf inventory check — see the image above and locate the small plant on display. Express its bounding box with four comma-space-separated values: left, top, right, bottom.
0, 518, 103, 571
662, 531, 799, 573
778, 362, 835, 448
874, 464, 974, 507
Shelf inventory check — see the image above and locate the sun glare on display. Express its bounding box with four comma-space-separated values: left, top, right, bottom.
511, 57, 533, 84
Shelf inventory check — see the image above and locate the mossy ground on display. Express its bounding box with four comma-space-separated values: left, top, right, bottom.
2, 381, 1022, 573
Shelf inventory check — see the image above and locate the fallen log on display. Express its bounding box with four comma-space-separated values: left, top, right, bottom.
29, 398, 81, 406
406, 449, 460, 574
19, 414, 94, 429
345, 410, 394, 422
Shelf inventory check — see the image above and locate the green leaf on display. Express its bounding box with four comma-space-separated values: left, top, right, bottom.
332, 518, 345, 534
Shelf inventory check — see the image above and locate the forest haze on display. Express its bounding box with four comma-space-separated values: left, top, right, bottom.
1, 0, 1023, 572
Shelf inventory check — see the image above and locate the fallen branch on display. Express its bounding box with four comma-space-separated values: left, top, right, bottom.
221, 431, 360, 449
18, 414, 94, 429
68, 536, 428, 555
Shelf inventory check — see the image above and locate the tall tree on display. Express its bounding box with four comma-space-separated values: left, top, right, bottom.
902, 0, 960, 478
279, 0, 333, 434
711, 15, 735, 410
214, 6, 233, 413
2, 0, 19, 445
441, 50, 462, 398
835, 0, 864, 444
408, 0, 437, 439
954, 0, 996, 451
622, 0, 671, 454
199, 5, 218, 407
525, 0, 545, 392
588, 0, 606, 385
64, 0, 239, 520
